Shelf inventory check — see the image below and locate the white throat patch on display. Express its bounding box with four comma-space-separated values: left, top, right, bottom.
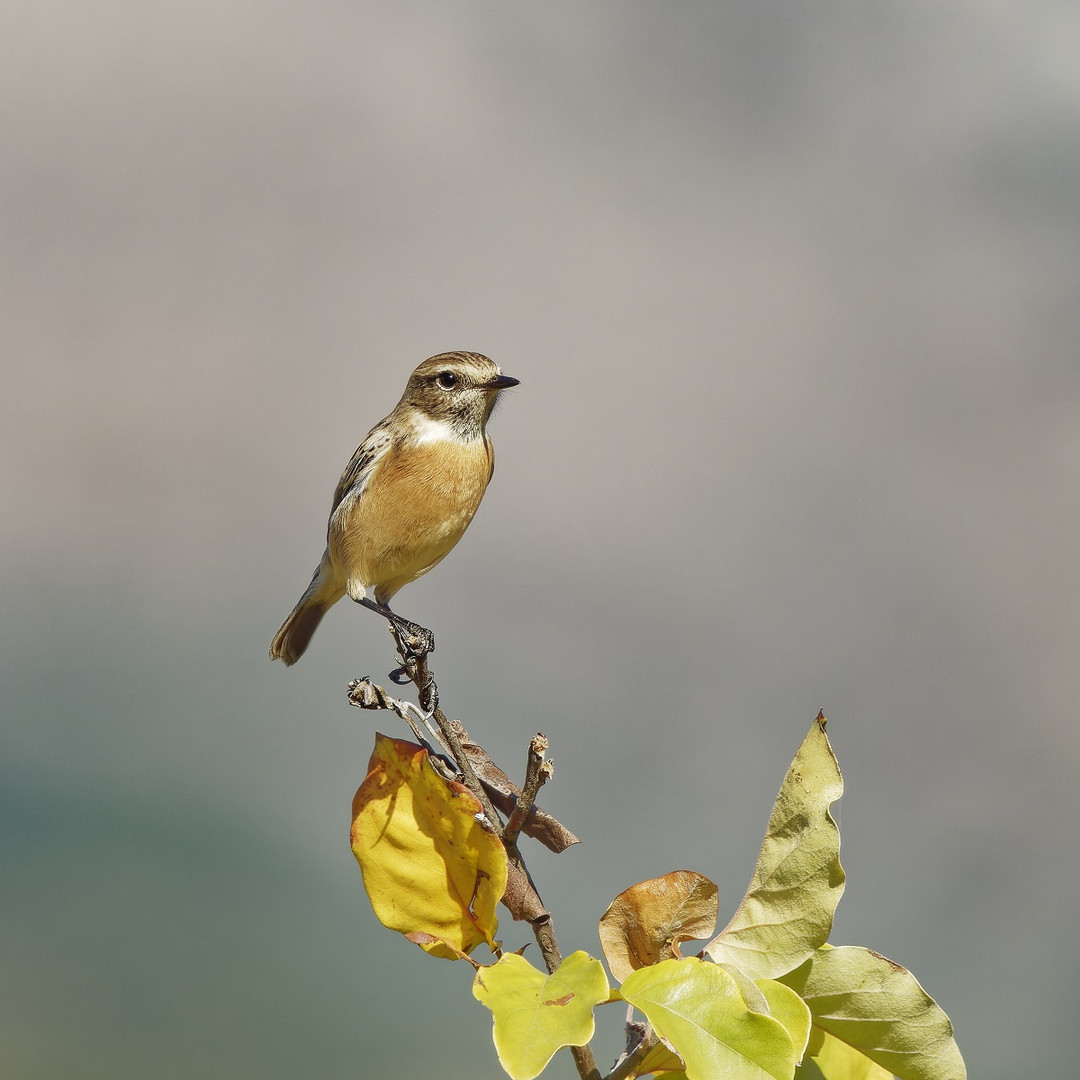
410, 413, 468, 445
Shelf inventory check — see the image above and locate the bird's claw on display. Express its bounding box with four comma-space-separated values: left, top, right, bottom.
387, 619, 434, 684
391, 620, 435, 661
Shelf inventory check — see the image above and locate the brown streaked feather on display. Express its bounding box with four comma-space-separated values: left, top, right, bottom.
330, 419, 395, 519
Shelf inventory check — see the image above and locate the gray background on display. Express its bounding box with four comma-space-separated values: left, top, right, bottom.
3, 3, 1078, 1078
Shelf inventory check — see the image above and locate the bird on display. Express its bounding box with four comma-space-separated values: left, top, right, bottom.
269, 352, 519, 666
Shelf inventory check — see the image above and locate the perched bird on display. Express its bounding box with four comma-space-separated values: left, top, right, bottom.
270, 352, 519, 666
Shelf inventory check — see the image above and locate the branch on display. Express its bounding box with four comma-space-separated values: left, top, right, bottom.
363, 628, 600, 1080
457, 721, 580, 852
346, 677, 448, 753
603, 1012, 658, 1080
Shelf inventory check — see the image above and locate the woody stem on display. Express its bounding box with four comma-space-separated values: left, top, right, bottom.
384, 629, 600, 1080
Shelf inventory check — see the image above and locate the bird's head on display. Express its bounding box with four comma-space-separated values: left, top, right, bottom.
400, 352, 519, 438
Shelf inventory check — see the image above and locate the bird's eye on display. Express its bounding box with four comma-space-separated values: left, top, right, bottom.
435, 371, 458, 389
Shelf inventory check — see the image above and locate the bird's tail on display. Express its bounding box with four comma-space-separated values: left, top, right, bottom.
269, 561, 343, 666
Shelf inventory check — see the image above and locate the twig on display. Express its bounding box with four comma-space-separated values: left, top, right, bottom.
570, 1045, 602, 1080
503, 734, 552, 847
603, 1012, 657, 1080
456, 721, 580, 852
346, 678, 447, 750
525, 920, 602, 1080
506, 763, 599, 1080
604, 1040, 657, 1080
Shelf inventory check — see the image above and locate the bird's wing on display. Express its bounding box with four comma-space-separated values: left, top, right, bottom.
328, 419, 396, 520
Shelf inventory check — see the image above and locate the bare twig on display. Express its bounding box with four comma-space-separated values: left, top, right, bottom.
457, 722, 580, 851
346, 678, 446, 749
604, 1038, 658, 1080
503, 734, 552, 847
571, 1045, 602, 1080
603, 1011, 657, 1080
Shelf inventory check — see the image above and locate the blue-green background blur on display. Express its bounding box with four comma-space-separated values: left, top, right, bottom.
4, 4, 1078, 1078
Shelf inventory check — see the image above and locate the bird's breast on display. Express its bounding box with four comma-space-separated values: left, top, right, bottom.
329, 434, 495, 593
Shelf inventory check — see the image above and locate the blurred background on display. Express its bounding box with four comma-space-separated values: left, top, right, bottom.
3, 3, 1078, 1077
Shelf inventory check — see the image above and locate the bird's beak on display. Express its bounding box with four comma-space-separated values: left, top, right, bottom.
488, 374, 520, 390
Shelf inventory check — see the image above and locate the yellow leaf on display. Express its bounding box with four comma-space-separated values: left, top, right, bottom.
600, 870, 719, 982
802, 1029, 894, 1080
351, 733, 507, 958
756, 979, 812, 1064
705, 713, 845, 979
632, 1041, 687, 1077
473, 952, 610, 1080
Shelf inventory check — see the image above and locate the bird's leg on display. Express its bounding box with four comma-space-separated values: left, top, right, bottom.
355, 597, 436, 659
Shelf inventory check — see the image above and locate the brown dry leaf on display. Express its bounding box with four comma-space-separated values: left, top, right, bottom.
501, 860, 548, 923
599, 870, 719, 983
458, 726, 580, 852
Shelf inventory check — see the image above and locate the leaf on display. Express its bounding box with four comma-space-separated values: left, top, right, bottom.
632, 1040, 688, 1077
472, 951, 610, 1080
705, 713, 845, 979
600, 870, 719, 982
756, 979, 812, 1064
625, 974, 808, 1079
798, 1029, 894, 1080
716, 963, 771, 1015
779, 945, 966, 1080
621, 957, 799, 1080
350, 733, 508, 959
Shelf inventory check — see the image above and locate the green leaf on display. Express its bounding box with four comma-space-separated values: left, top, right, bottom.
472, 951, 609, 1080
705, 713, 845, 979
621, 957, 799, 1080
779, 945, 966, 1080
757, 979, 812, 1064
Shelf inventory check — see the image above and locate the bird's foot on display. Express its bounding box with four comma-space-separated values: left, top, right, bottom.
386, 618, 435, 684
357, 597, 435, 666
392, 618, 435, 659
